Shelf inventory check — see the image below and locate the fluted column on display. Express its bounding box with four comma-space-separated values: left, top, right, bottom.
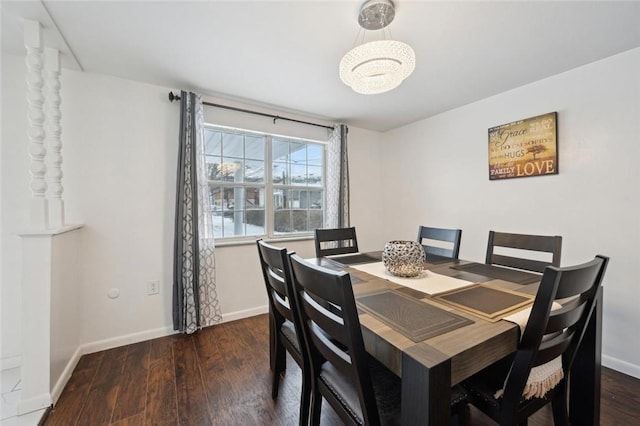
45, 47, 65, 227
25, 20, 48, 228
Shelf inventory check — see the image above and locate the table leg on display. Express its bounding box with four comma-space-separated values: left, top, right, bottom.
401, 349, 451, 425
569, 286, 602, 425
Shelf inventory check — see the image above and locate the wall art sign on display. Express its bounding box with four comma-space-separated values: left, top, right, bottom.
488, 112, 558, 180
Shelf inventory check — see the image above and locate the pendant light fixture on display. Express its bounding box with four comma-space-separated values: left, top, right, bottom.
339, 0, 416, 95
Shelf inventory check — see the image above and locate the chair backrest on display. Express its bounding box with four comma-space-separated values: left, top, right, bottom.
256, 239, 297, 326
416, 225, 463, 259
501, 255, 609, 414
486, 231, 562, 273
288, 253, 380, 426
314, 227, 359, 257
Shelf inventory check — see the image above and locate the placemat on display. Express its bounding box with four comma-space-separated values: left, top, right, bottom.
328, 253, 381, 265
357, 290, 473, 342
434, 284, 534, 322
451, 262, 540, 284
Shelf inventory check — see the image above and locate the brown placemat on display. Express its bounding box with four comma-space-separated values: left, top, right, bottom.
356, 290, 473, 342
434, 284, 534, 321
451, 262, 540, 284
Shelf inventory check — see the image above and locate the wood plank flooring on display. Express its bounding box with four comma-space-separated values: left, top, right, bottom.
44, 314, 640, 425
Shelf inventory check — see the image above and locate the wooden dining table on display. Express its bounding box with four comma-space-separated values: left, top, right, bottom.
309, 252, 602, 426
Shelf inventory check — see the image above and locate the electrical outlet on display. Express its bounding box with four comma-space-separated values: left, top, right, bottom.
147, 280, 160, 295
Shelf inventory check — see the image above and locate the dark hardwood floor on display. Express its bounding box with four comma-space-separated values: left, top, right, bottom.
44, 314, 640, 425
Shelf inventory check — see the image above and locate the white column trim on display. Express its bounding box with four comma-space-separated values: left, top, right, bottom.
24, 19, 48, 229
44, 47, 65, 227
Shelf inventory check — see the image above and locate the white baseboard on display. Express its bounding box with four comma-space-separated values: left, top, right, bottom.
81, 325, 178, 355
79, 306, 269, 355
602, 354, 640, 379
0, 355, 22, 371
221, 305, 268, 323
17, 393, 51, 416
50, 347, 83, 405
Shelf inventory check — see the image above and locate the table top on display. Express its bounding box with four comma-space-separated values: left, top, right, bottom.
311, 252, 542, 386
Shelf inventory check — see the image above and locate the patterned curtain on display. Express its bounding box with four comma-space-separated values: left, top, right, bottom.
173, 91, 222, 334
326, 124, 350, 229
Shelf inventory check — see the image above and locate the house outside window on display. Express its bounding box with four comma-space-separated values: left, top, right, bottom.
204, 126, 325, 240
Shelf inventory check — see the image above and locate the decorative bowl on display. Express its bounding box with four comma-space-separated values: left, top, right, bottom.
382, 240, 426, 277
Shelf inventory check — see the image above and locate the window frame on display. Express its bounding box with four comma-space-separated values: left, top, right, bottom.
204, 124, 326, 243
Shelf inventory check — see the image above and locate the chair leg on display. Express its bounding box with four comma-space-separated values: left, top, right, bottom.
310, 388, 322, 426
298, 372, 311, 426
551, 383, 569, 426
272, 339, 286, 399
269, 313, 277, 371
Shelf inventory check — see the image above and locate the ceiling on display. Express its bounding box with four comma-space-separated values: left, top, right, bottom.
2, 1, 640, 132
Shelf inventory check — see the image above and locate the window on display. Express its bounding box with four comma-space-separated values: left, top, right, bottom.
204, 126, 325, 240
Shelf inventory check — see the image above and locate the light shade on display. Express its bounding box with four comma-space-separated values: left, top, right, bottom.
339, 39, 416, 95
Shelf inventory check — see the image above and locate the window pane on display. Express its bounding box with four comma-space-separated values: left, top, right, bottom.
272, 162, 288, 184
288, 189, 307, 209
222, 132, 244, 159
307, 144, 323, 166
212, 212, 225, 239
245, 187, 265, 209
292, 209, 308, 232
245, 159, 264, 183
207, 156, 222, 181
273, 189, 313, 234
210, 185, 265, 238
290, 142, 306, 163
290, 164, 306, 185
220, 161, 243, 182
309, 210, 323, 230
273, 188, 284, 210
204, 130, 221, 156
245, 136, 264, 160
309, 190, 323, 209
307, 165, 323, 186
273, 139, 289, 163
244, 187, 265, 236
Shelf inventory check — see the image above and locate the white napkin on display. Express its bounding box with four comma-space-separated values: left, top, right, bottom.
495, 303, 564, 399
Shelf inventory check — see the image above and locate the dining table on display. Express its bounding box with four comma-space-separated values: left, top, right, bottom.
309, 251, 602, 426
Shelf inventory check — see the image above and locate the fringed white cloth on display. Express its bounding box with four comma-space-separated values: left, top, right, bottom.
495, 303, 564, 399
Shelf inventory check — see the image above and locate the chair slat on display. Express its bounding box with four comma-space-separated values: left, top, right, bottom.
417, 226, 462, 259
486, 231, 562, 273
314, 227, 359, 258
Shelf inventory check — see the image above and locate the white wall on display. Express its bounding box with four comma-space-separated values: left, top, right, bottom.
1, 52, 30, 366
379, 48, 640, 377
1, 53, 384, 363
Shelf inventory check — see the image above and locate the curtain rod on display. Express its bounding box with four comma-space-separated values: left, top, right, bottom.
168, 92, 334, 130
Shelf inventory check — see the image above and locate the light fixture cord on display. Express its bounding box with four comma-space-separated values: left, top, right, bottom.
351, 27, 365, 49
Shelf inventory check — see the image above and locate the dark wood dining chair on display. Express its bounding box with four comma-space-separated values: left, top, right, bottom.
417, 225, 463, 259
256, 240, 310, 426
462, 255, 609, 426
314, 227, 359, 258
288, 254, 468, 426
486, 231, 562, 273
